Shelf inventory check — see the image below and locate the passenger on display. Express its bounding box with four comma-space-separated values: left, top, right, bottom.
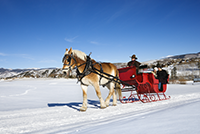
152, 67, 158, 78
156, 65, 169, 91
127, 54, 141, 73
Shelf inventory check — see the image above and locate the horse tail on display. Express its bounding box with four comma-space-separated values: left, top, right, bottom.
115, 70, 122, 98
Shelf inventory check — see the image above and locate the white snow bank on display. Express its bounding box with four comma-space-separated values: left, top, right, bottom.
0, 78, 200, 134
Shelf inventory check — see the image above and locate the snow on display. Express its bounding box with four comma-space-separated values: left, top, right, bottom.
0, 78, 200, 134
0, 71, 18, 78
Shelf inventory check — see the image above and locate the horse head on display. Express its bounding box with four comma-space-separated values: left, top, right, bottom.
62, 47, 87, 75
62, 48, 76, 75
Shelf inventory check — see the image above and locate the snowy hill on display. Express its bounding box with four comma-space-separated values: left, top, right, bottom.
0, 68, 72, 79
166, 52, 200, 59
142, 52, 200, 67
1, 52, 200, 80
0, 68, 31, 78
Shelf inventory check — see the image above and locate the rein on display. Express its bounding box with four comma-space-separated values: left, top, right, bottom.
62, 53, 135, 88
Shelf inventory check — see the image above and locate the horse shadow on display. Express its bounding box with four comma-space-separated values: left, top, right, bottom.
48, 99, 113, 111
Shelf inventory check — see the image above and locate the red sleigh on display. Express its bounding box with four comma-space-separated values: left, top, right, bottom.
118, 66, 170, 103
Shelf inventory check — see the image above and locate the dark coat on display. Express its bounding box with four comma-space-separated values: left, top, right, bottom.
156, 69, 169, 84
127, 60, 141, 69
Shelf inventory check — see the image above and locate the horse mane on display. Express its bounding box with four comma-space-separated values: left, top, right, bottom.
65, 49, 95, 62
72, 50, 87, 61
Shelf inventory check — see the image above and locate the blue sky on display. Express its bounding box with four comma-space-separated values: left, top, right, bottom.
0, 0, 200, 69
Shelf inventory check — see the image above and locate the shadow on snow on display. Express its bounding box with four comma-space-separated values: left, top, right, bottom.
47, 99, 113, 111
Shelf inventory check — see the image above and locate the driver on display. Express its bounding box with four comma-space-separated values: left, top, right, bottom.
127, 54, 141, 73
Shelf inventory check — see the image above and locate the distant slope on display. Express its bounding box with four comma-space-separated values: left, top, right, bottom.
1, 52, 200, 80
166, 52, 200, 59
0, 68, 71, 79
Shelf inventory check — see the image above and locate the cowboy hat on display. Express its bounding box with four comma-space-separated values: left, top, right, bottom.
130, 54, 137, 59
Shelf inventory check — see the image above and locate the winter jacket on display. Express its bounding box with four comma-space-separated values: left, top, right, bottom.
156, 69, 169, 84
127, 60, 141, 69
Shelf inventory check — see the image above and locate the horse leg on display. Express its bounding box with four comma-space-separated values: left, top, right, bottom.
80, 85, 88, 111
112, 90, 117, 106
113, 82, 121, 106
93, 83, 106, 109
105, 83, 116, 107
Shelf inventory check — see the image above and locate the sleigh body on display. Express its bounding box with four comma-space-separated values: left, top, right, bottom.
118, 66, 170, 103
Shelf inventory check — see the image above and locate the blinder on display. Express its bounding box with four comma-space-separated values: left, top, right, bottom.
62, 53, 77, 70
62, 53, 73, 66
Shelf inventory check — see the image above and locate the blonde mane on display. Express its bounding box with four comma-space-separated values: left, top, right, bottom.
72, 50, 87, 61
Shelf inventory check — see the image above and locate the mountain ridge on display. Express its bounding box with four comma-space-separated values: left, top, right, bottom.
1, 52, 200, 80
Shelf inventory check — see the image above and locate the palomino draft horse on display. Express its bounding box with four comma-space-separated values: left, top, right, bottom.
62, 48, 121, 111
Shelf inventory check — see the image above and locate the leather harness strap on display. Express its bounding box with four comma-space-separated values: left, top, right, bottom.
62, 53, 135, 88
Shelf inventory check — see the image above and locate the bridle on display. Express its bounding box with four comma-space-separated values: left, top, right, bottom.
62, 52, 93, 71
62, 53, 77, 71
62, 52, 95, 85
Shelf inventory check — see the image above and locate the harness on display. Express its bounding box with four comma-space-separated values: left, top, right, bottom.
75, 55, 113, 86
62, 53, 135, 88
75, 55, 94, 86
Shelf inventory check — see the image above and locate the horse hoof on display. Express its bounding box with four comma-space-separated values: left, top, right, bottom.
100, 106, 106, 109
113, 104, 117, 106
80, 107, 87, 112
105, 101, 110, 107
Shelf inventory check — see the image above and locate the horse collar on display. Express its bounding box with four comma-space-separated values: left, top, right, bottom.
76, 56, 93, 86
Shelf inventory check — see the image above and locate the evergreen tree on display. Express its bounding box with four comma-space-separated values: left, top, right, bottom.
197, 61, 200, 77
171, 67, 177, 79
171, 69, 174, 79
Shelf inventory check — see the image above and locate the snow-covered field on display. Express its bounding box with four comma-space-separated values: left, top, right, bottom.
0, 78, 200, 134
